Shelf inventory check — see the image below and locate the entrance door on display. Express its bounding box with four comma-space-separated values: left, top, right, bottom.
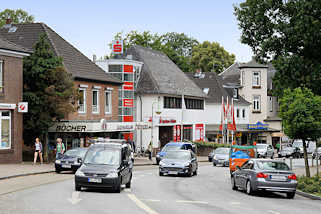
158, 126, 173, 148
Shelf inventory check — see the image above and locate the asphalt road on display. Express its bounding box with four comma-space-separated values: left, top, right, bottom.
0, 163, 321, 214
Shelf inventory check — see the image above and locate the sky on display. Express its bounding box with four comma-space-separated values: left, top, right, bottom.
1, 0, 253, 62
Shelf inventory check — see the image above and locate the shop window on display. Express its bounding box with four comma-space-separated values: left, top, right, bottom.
92, 90, 99, 113
183, 125, 193, 141
253, 95, 261, 112
0, 111, 11, 149
252, 71, 261, 87
105, 91, 112, 114
164, 97, 181, 109
184, 98, 204, 110
78, 88, 86, 113
0, 60, 3, 93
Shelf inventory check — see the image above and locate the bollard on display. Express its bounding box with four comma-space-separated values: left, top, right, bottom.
290, 157, 293, 170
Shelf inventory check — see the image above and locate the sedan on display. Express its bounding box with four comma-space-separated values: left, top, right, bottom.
231, 159, 297, 199
159, 150, 198, 177
55, 148, 88, 173
208, 149, 215, 162
278, 147, 294, 158
212, 147, 230, 167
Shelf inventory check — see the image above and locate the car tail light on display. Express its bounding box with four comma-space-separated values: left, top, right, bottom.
288, 174, 297, 180
256, 172, 268, 178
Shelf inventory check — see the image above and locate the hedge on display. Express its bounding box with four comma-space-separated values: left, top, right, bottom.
193, 141, 230, 149
297, 174, 321, 197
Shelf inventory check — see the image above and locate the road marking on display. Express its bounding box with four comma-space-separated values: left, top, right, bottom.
68, 191, 82, 205
143, 199, 161, 202
268, 210, 281, 214
230, 202, 241, 205
127, 194, 159, 214
124, 189, 132, 193
176, 200, 209, 204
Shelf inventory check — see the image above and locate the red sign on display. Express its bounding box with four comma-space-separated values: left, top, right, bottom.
123, 99, 134, 107
123, 116, 133, 122
195, 124, 204, 141
112, 40, 123, 54
159, 117, 176, 124
123, 82, 134, 90
124, 65, 133, 73
173, 125, 181, 142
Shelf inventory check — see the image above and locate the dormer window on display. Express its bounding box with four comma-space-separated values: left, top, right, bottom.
252, 71, 261, 88
233, 88, 238, 99
203, 88, 209, 95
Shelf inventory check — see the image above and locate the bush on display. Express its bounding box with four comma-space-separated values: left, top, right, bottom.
297, 174, 321, 195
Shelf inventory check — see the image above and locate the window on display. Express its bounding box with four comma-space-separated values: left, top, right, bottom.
184, 98, 204, 110
252, 71, 261, 87
241, 70, 245, 86
105, 91, 112, 114
253, 95, 261, 111
0, 111, 11, 150
236, 109, 240, 118
269, 96, 273, 112
242, 109, 246, 118
108, 64, 122, 73
0, 60, 3, 92
164, 97, 181, 109
233, 88, 238, 99
92, 90, 99, 113
124, 73, 134, 81
78, 88, 86, 113
123, 91, 134, 98
203, 88, 209, 95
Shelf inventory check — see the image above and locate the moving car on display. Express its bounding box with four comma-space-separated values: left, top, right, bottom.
208, 149, 215, 162
256, 144, 274, 159
229, 144, 257, 174
55, 148, 88, 173
212, 147, 230, 167
231, 159, 297, 199
74, 142, 133, 193
278, 147, 294, 158
159, 150, 198, 177
156, 142, 196, 165
312, 147, 321, 160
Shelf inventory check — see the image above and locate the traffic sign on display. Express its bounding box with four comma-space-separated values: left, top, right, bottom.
18, 102, 28, 113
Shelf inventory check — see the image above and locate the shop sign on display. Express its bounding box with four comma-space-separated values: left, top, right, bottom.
123, 99, 134, 107
195, 124, 204, 141
0, 103, 16, 109
124, 65, 133, 73
248, 121, 269, 130
56, 124, 87, 132
123, 82, 134, 90
159, 117, 176, 124
112, 40, 123, 54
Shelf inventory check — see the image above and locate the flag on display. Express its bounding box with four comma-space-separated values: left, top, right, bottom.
220, 96, 225, 131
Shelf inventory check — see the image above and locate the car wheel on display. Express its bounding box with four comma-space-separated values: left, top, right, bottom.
193, 170, 197, 176
159, 171, 164, 176
246, 180, 253, 195
75, 184, 81, 191
114, 179, 121, 193
188, 169, 193, 177
213, 162, 216, 166
55, 168, 61, 174
126, 174, 132, 188
286, 192, 295, 199
231, 176, 237, 190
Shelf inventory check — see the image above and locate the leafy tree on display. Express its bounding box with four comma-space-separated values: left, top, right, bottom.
23, 34, 78, 158
191, 41, 235, 73
279, 87, 321, 177
234, 0, 321, 96
0, 9, 34, 26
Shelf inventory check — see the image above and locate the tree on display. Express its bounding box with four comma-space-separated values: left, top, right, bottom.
23, 34, 78, 159
279, 87, 321, 177
0, 9, 34, 26
191, 41, 235, 74
234, 0, 321, 96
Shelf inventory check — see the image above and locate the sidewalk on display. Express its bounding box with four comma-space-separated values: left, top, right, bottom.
293, 165, 321, 177
0, 156, 209, 180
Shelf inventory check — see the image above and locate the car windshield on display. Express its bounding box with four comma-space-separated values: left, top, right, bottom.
163, 145, 181, 152
164, 152, 191, 160
256, 161, 290, 171
64, 149, 87, 158
215, 148, 229, 154
256, 144, 267, 149
292, 141, 303, 148
84, 149, 120, 165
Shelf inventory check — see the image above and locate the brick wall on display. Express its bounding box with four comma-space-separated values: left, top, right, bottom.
0, 55, 23, 163
66, 80, 119, 121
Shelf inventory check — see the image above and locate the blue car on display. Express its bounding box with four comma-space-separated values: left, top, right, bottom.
156, 142, 196, 165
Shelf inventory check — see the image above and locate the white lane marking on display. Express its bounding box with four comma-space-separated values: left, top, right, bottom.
176, 200, 209, 204
268, 211, 281, 214
127, 194, 159, 214
124, 189, 132, 193
143, 199, 161, 202
68, 191, 82, 205
230, 202, 241, 205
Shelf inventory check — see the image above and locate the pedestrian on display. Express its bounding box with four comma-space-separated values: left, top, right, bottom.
33, 137, 43, 165
126, 138, 134, 163
55, 138, 65, 158
148, 141, 153, 160
276, 142, 280, 153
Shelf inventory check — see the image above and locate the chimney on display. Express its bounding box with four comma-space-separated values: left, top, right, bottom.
3, 18, 12, 29
93, 54, 97, 62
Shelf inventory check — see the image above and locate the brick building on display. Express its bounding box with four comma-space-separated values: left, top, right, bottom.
0, 36, 31, 163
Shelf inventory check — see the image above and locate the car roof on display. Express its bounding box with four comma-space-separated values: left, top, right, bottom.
90, 142, 127, 149
166, 142, 194, 146
250, 158, 285, 163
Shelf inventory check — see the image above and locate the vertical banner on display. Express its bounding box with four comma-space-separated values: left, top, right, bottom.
195, 124, 204, 141
173, 125, 181, 142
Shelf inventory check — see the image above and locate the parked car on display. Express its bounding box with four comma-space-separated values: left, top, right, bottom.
212, 147, 230, 167
159, 150, 198, 177
312, 147, 321, 160
208, 149, 215, 162
55, 148, 88, 173
156, 142, 196, 165
231, 159, 297, 199
278, 147, 294, 158
292, 140, 303, 158
256, 144, 274, 159
74, 142, 133, 193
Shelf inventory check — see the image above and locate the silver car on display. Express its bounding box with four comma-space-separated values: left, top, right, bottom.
212, 147, 230, 167
256, 144, 274, 158
231, 159, 297, 199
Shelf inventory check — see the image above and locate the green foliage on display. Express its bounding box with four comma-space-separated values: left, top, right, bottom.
0, 9, 34, 26
191, 41, 235, 74
193, 141, 229, 149
297, 174, 321, 196
234, 0, 321, 96
23, 34, 78, 144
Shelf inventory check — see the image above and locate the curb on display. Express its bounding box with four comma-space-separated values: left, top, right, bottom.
0, 170, 55, 181
296, 190, 321, 200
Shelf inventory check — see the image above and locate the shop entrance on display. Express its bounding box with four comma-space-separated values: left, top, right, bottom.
159, 126, 173, 148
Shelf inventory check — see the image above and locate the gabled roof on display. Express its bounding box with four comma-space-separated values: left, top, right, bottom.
126, 45, 205, 98
0, 36, 31, 54
0, 23, 121, 84
186, 72, 250, 105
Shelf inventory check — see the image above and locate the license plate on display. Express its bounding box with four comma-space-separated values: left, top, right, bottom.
168, 171, 178, 175
62, 164, 71, 168
270, 175, 287, 181
88, 178, 102, 183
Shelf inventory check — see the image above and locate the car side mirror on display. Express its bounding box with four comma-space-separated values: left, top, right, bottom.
77, 157, 83, 164
236, 166, 241, 170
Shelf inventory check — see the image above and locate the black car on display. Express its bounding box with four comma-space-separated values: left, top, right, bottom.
159, 150, 198, 177
55, 148, 88, 173
75, 142, 133, 193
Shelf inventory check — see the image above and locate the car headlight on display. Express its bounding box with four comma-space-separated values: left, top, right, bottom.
106, 172, 118, 178
75, 170, 85, 177
55, 160, 61, 164
184, 162, 191, 167
159, 161, 166, 167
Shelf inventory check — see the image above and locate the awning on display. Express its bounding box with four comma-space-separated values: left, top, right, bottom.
271, 132, 284, 137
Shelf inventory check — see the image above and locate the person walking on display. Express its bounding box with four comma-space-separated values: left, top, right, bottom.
55, 138, 65, 158
33, 138, 43, 165
148, 141, 153, 160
